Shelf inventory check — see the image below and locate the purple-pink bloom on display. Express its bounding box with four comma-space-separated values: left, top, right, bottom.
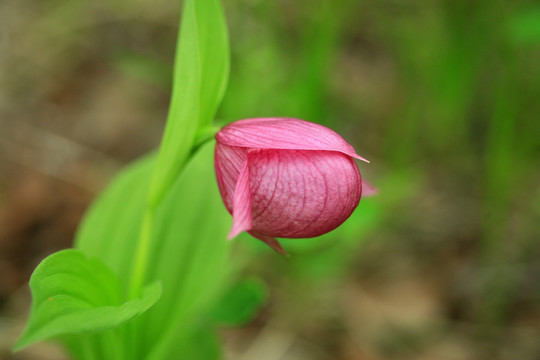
214, 118, 374, 255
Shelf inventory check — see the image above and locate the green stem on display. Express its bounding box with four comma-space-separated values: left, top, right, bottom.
128, 209, 155, 298
192, 126, 219, 153
127, 126, 218, 299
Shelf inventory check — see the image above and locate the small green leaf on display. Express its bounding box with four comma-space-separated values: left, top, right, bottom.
14, 250, 162, 351
210, 278, 267, 326
148, 0, 230, 208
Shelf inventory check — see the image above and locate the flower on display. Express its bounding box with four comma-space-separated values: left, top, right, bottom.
214, 118, 375, 254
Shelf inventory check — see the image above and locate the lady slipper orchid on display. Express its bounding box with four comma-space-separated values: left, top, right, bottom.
214, 118, 375, 255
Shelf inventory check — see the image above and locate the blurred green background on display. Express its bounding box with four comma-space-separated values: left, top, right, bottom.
1, 0, 539, 359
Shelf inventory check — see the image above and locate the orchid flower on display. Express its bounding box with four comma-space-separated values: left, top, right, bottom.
215, 118, 375, 254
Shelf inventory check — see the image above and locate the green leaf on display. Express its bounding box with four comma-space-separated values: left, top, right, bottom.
148, 0, 230, 208
143, 141, 233, 359
14, 249, 162, 351
75, 142, 233, 359
74, 153, 153, 289
210, 278, 267, 326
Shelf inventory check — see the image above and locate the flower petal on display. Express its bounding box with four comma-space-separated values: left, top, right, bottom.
227, 156, 253, 239
216, 118, 369, 163
215, 143, 247, 212
248, 231, 288, 256
361, 179, 378, 197
248, 149, 362, 238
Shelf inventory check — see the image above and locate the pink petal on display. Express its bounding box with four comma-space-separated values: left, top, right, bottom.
249, 231, 288, 256
216, 118, 369, 163
227, 157, 253, 239
361, 179, 378, 197
214, 143, 247, 212
248, 149, 361, 238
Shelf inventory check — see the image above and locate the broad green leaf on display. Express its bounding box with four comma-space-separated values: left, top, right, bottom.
14, 249, 162, 351
75, 153, 153, 291
210, 278, 267, 326
143, 141, 232, 359
148, 0, 230, 208
75, 142, 233, 359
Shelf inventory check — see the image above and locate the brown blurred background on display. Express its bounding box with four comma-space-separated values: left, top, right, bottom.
1, 0, 539, 359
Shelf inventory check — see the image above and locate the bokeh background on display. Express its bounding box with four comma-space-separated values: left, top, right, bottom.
1, 0, 539, 359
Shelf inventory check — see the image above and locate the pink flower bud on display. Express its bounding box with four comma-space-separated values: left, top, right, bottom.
214, 118, 374, 255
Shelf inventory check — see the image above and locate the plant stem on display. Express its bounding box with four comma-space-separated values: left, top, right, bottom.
127, 126, 218, 299
128, 208, 155, 298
